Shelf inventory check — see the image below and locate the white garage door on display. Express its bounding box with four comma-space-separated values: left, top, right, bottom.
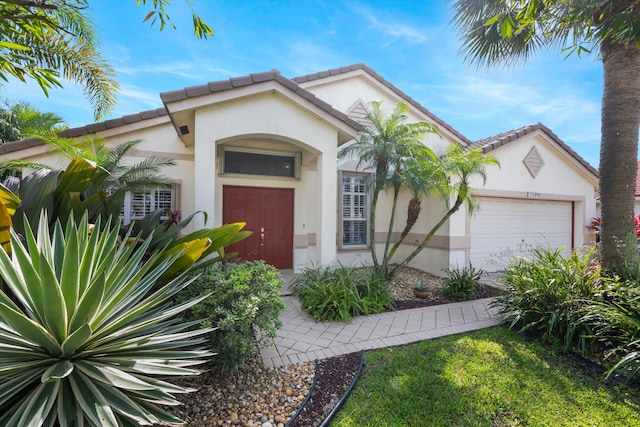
470, 197, 573, 272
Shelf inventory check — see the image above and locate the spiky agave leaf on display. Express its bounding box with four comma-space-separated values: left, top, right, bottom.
0, 213, 213, 426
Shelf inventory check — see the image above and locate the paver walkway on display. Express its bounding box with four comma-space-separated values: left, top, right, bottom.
259, 294, 502, 367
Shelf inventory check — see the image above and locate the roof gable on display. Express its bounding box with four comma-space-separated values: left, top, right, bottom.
293, 63, 473, 146
472, 122, 598, 179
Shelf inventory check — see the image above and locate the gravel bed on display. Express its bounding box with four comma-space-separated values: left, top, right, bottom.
163, 266, 502, 426
164, 354, 315, 426
388, 264, 503, 309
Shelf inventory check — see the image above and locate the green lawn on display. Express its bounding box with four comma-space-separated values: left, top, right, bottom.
333, 327, 640, 427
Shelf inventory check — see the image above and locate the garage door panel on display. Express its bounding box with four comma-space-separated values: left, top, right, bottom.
470, 198, 572, 272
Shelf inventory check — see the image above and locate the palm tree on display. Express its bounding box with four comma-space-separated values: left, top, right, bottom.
0, 1, 119, 120
449, 0, 640, 270
0, 1, 214, 121
338, 101, 438, 272
0, 132, 176, 193
385, 154, 448, 263
0, 100, 67, 143
390, 145, 499, 275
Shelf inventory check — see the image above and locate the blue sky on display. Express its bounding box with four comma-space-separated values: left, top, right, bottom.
3, 0, 604, 167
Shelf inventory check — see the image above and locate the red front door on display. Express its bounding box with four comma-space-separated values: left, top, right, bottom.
223, 186, 294, 269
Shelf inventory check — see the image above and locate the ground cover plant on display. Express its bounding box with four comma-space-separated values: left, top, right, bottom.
492, 245, 640, 383
442, 263, 485, 300
291, 264, 393, 322
332, 327, 640, 427
175, 261, 286, 374
493, 246, 604, 353
583, 277, 640, 381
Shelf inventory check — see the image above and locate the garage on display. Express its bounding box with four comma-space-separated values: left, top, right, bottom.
470, 197, 573, 272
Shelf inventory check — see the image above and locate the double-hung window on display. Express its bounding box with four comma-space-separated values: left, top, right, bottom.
341, 173, 369, 247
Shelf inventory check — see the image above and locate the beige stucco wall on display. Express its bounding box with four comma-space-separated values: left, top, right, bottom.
465, 131, 598, 253
190, 91, 344, 270
300, 72, 453, 155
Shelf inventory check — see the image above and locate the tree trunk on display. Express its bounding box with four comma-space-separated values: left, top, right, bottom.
390, 196, 464, 275
599, 38, 640, 270
387, 197, 421, 262
369, 187, 381, 269
381, 182, 401, 276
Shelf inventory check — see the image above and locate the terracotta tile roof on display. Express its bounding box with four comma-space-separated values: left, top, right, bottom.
293, 63, 474, 146
471, 122, 599, 178
2, 70, 363, 154
0, 108, 168, 155
159, 70, 362, 131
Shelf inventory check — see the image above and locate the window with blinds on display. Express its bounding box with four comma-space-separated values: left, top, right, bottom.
121, 186, 176, 224
341, 174, 369, 246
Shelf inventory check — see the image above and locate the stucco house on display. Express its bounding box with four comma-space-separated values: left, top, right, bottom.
0, 63, 599, 274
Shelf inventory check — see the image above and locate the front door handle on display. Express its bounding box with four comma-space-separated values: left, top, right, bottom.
260, 227, 265, 247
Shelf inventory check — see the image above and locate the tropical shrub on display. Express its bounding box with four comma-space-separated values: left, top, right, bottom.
0, 157, 250, 278
493, 246, 605, 352
0, 214, 212, 426
582, 280, 640, 382
175, 261, 286, 374
442, 264, 485, 300
292, 264, 394, 322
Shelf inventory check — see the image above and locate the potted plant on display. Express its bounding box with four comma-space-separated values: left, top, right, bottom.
413, 279, 431, 299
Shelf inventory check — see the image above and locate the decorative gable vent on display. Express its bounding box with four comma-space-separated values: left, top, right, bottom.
347, 100, 373, 128
523, 146, 545, 178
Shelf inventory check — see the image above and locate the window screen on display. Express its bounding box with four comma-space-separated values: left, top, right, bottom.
224, 150, 296, 177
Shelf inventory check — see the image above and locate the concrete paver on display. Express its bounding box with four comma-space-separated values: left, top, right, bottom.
259, 292, 502, 367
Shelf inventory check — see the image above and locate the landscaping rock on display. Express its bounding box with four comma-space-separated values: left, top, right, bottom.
161, 351, 315, 426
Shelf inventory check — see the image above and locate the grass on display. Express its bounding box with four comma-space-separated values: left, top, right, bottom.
333, 327, 640, 427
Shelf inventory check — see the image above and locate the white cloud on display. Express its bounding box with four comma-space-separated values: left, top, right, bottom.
117, 63, 202, 80
280, 42, 351, 76
347, 2, 429, 46
117, 85, 162, 109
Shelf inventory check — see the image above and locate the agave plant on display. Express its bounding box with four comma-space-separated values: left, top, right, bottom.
0, 214, 213, 426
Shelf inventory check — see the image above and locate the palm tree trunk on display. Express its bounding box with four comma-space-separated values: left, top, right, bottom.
387, 198, 421, 262
369, 187, 381, 269
390, 196, 463, 275
599, 38, 640, 270
381, 182, 401, 275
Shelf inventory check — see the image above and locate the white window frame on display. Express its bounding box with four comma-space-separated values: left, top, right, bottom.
339, 172, 370, 248
121, 185, 177, 225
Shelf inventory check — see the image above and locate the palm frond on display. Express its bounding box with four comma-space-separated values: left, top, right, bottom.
115, 156, 177, 190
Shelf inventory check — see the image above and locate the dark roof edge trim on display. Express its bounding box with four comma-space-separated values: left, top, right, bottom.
293, 63, 473, 146
0, 108, 169, 155
472, 122, 599, 178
